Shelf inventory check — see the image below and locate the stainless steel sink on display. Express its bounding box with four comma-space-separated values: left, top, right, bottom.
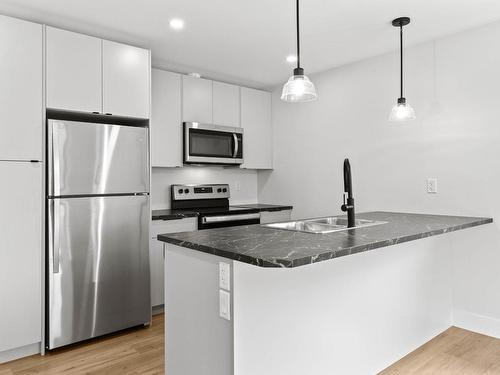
262, 217, 387, 234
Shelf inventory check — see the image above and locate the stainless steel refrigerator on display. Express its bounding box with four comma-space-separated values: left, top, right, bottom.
47, 119, 151, 350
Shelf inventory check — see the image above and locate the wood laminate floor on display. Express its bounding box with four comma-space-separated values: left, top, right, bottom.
0, 314, 164, 375
380, 327, 500, 374
1, 317, 500, 374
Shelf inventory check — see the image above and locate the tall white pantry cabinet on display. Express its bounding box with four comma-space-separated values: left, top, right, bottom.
0, 14, 152, 364
0, 15, 44, 362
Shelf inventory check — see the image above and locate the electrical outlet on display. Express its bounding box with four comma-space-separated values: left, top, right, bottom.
219, 290, 231, 321
219, 262, 231, 291
427, 178, 438, 194
235, 181, 241, 191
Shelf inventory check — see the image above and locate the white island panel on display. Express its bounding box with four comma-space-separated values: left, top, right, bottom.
233, 234, 453, 375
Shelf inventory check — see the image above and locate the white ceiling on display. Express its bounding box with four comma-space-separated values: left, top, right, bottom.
0, 0, 499, 89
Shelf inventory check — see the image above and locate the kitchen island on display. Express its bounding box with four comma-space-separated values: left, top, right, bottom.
159, 212, 492, 375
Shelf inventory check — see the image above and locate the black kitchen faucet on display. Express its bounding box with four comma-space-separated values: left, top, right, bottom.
340, 158, 356, 228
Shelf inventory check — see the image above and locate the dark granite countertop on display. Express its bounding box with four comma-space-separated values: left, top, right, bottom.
157, 211, 492, 268
152, 209, 199, 221
152, 204, 293, 221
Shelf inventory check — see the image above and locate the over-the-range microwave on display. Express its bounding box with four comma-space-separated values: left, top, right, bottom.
184, 122, 243, 165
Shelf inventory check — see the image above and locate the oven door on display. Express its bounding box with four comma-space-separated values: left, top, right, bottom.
199, 213, 260, 230
184, 123, 243, 165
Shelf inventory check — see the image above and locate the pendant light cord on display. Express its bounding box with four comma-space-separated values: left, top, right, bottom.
400, 25, 403, 98
296, 0, 301, 69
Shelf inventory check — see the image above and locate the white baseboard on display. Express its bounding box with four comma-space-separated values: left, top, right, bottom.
453, 309, 500, 339
0, 342, 40, 364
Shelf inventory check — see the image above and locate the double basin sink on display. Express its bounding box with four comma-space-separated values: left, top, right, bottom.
263, 217, 387, 234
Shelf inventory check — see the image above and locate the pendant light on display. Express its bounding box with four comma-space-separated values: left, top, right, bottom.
389, 17, 416, 121
281, 0, 317, 102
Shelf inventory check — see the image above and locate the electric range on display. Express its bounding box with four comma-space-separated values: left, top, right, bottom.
171, 184, 260, 229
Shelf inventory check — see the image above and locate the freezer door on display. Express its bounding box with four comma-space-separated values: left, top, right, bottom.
48, 120, 149, 196
48, 195, 151, 349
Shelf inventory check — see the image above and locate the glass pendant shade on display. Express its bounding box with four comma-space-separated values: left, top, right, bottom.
281, 73, 317, 103
389, 98, 416, 121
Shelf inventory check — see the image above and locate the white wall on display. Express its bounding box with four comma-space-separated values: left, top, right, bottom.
258, 21, 500, 335
152, 167, 258, 209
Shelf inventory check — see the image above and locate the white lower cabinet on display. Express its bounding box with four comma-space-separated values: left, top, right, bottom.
0, 162, 42, 355
150, 217, 197, 309
260, 210, 292, 224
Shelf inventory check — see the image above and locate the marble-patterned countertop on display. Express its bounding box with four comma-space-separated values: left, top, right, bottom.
157, 211, 492, 268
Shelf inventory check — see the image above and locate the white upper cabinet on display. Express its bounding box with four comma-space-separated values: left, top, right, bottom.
240, 87, 273, 169
103, 40, 150, 118
182, 75, 212, 123
213, 81, 240, 127
151, 69, 182, 167
46, 28, 150, 119
46, 27, 102, 113
0, 16, 42, 161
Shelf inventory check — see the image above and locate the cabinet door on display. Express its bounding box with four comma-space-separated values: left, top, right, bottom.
0, 162, 42, 352
102, 40, 150, 118
0, 16, 42, 161
149, 237, 165, 308
213, 81, 240, 127
240, 87, 273, 169
46, 27, 102, 113
182, 75, 212, 123
151, 69, 182, 167
150, 218, 197, 308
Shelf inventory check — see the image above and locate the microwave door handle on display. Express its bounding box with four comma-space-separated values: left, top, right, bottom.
233, 133, 238, 158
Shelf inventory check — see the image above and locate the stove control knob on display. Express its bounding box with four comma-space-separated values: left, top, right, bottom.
184, 189, 190, 194
217, 188, 222, 193
178, 189, 183, 194
222, 188, 227, 193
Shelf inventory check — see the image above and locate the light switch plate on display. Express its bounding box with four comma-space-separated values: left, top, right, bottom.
427, 178, 438, 194
219, 262, 231, 291
219, 290, 231, 321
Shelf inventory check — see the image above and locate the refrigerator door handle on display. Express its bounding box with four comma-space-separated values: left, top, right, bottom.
52, 123, 61, 196
49, 200, 60, 274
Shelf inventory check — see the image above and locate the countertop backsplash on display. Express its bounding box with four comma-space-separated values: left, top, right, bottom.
151, 166, 258, 210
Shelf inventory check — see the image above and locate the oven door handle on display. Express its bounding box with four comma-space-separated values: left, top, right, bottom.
233, 133, 238, 158
202, 213, 260, 224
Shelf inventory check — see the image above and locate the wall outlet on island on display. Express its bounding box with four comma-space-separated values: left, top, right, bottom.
235, 181, 241, 191
219, 262, 231, 291
219, 290, 231, 321
427, 178, 438, 194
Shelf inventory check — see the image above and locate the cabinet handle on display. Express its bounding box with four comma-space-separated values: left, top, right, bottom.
92, 111, 100, 114
105, 113, 113, 116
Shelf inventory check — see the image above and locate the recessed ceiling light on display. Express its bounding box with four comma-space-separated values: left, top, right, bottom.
169, 18, 185, 30
286, 55, 297, 63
